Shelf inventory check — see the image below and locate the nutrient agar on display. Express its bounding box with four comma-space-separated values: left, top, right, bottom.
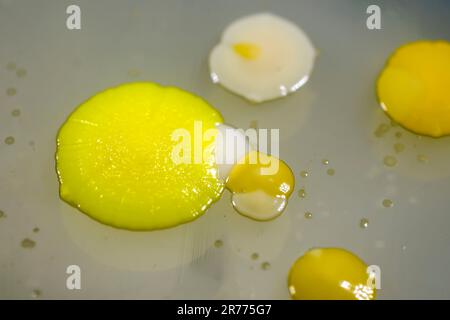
6, 62, 16, 70
6, 88, 16, 96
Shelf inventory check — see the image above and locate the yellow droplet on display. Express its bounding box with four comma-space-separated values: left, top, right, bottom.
304, 211, 313, 219
298, 188, 306, 198
360, 218, 369, 229
31, 289, 42, 298
383, 155, 397, 167
4, 136, 15, 145
226, 151, 294, 199
233, 42, 261, 60
261, 262, 271, 270
214, 239, 223, 248
326, 168, 335, 176
226, 151, 294, 221
300, 170, 309, 178
374, 123, 390, 138
382, 199, 393, 208
21, 238, 36, 248
251, 252, 259, 260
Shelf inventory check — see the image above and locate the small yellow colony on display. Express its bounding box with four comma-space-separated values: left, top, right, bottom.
226, 151, 294, 221
377, 40, 450, 137
209, 13, 316, 103
288, 248, 376, 300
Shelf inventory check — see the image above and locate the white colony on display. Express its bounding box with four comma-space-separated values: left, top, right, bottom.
209, 12, 316, 103
214, 123, 254, 180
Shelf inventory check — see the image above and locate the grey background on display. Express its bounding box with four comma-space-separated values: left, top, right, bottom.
0, 0, 449, 299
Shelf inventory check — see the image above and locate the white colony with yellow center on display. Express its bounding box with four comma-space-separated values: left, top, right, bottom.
209, 12, 316, 103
